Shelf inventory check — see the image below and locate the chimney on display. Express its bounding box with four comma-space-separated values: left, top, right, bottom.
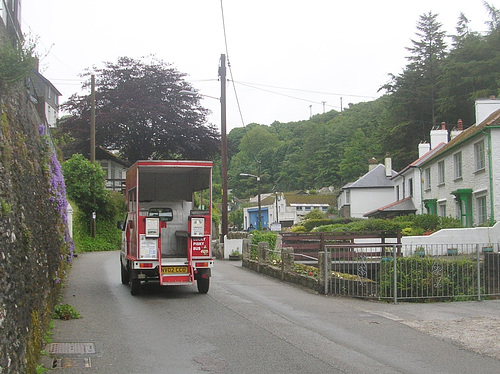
419, 142, 431, 158
475, 97, 500, 125
450, 119, 464, 140
430, 122, 448, 149
384, 153, 392, 177
368, 157, 378, 171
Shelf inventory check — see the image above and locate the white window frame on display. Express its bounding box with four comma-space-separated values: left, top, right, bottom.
424, 168, 431, 190
438, 161, 445, 185
476, 195, 487, 226
438, 202, 447, 217
474, 140, 485, 172
453, 152, 462, 180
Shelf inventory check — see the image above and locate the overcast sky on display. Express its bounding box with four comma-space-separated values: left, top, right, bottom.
22, 0, 491, 132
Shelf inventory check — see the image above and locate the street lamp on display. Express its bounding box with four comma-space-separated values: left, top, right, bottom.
240, 172, 261, 229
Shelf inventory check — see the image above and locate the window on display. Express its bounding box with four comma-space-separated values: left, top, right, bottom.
438, 161, 445, 185
477, 196, 487, 225
346, 190, 350, 204
474, 141, 485, 171
408, 178, 413, 197
438, 202, 447, 217
396, 185, 400, 201
453, 152, 462, 179
424, 168, 431, 190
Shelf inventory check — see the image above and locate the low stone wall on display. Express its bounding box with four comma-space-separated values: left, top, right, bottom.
241, 239, 320, 292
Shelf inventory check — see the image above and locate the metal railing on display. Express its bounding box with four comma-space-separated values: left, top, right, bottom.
325, 242, 500, 303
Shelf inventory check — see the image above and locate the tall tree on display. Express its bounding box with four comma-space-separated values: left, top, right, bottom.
381, 12, 447, 166
59, 56, 220, 163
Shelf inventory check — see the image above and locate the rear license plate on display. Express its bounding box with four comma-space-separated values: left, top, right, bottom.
162, 266, 188, 274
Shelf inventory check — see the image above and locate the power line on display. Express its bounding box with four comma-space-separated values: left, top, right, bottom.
232, 80, 340, 109
220, 0, 246, 128
232, 80, 377, 100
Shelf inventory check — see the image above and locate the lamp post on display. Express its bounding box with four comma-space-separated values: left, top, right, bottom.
240, 172, 261, 229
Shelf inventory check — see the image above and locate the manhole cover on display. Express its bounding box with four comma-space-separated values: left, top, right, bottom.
46, 342, 96, 355
53, 357, 91, 368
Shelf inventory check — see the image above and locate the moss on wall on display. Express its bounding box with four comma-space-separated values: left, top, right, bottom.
0, 51, 71, 374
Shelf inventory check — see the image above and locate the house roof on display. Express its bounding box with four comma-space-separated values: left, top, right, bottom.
342, 164, 396, 189
246, 192, 336, 208
363, 196, 416, 217
31, 69, 62, 96
392, 143, 446, 178
420, 108, 500, 166
95, 147, 129, 167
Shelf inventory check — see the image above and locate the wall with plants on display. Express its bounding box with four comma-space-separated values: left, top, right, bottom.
0, 26, 72, 373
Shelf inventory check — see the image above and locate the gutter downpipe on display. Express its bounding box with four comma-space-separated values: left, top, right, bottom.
482, 128, 496, 226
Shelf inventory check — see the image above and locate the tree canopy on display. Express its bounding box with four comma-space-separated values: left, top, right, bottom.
59, 56, 220, 163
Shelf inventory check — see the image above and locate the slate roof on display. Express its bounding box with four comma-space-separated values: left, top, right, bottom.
392, 143, 446, 178
364, 196, 416, 217
420, 108, 500, 166
343, 164, 396, 189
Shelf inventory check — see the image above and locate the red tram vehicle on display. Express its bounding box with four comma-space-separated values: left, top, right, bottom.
120, 160, 214, 295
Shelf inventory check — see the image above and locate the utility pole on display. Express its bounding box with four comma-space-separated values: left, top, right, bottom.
309, 105, 312, 119
322, 101, 326, 113
219, 54, 228, 243
257, 160, 261, 229
340, 97, 343, 112
90, 74, 96, 238
90, 74, 96, 163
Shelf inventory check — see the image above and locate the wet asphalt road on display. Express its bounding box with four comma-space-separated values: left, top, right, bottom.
44, 251, 500, 373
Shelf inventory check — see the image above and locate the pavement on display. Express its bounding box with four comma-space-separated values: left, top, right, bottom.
352, 297, 500, 361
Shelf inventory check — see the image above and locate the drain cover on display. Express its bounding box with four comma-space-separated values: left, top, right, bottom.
53, 357, 91, 368
46, 342, 96, 355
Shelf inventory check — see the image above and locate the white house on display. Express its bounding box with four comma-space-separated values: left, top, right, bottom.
242, 192, 335, 230
383, 129, 448, 218
337, 157, 396, 219
369, 98, 500, 227
418, 99, 500, 227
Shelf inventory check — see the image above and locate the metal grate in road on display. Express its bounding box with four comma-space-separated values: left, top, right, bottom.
52, 357, 91, 368
46, 342, 96, 355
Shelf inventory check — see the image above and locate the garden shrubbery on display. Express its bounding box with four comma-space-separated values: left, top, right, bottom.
63, 154, 126, 253
379, 256, 478, 300
306, 214, 462, 235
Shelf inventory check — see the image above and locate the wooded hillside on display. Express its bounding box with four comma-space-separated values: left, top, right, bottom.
227, 5, 500, 198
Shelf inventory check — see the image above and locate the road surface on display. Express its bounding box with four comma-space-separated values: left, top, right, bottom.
44, 251, 500, 373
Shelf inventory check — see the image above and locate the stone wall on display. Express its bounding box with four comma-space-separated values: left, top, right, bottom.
241, 239, 320, 292
0, 28, 72, 373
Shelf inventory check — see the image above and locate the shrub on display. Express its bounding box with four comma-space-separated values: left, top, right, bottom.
251, 230, 277, 250
291, 225, 307, 233
62, 154, 115, 221
303, 218, 334, 232
0, 36, 37, 86
72, 208, 122, 253
379, 257, 478, 299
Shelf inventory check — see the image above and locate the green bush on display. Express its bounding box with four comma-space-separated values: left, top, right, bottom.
73, 209, 122, 253
291, 225, 307, 233
0, 36, 37, 86
379, 257, 478, 299
251, 230, 277, 249
303, 218, 334, 232
63, 154, 115, 220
